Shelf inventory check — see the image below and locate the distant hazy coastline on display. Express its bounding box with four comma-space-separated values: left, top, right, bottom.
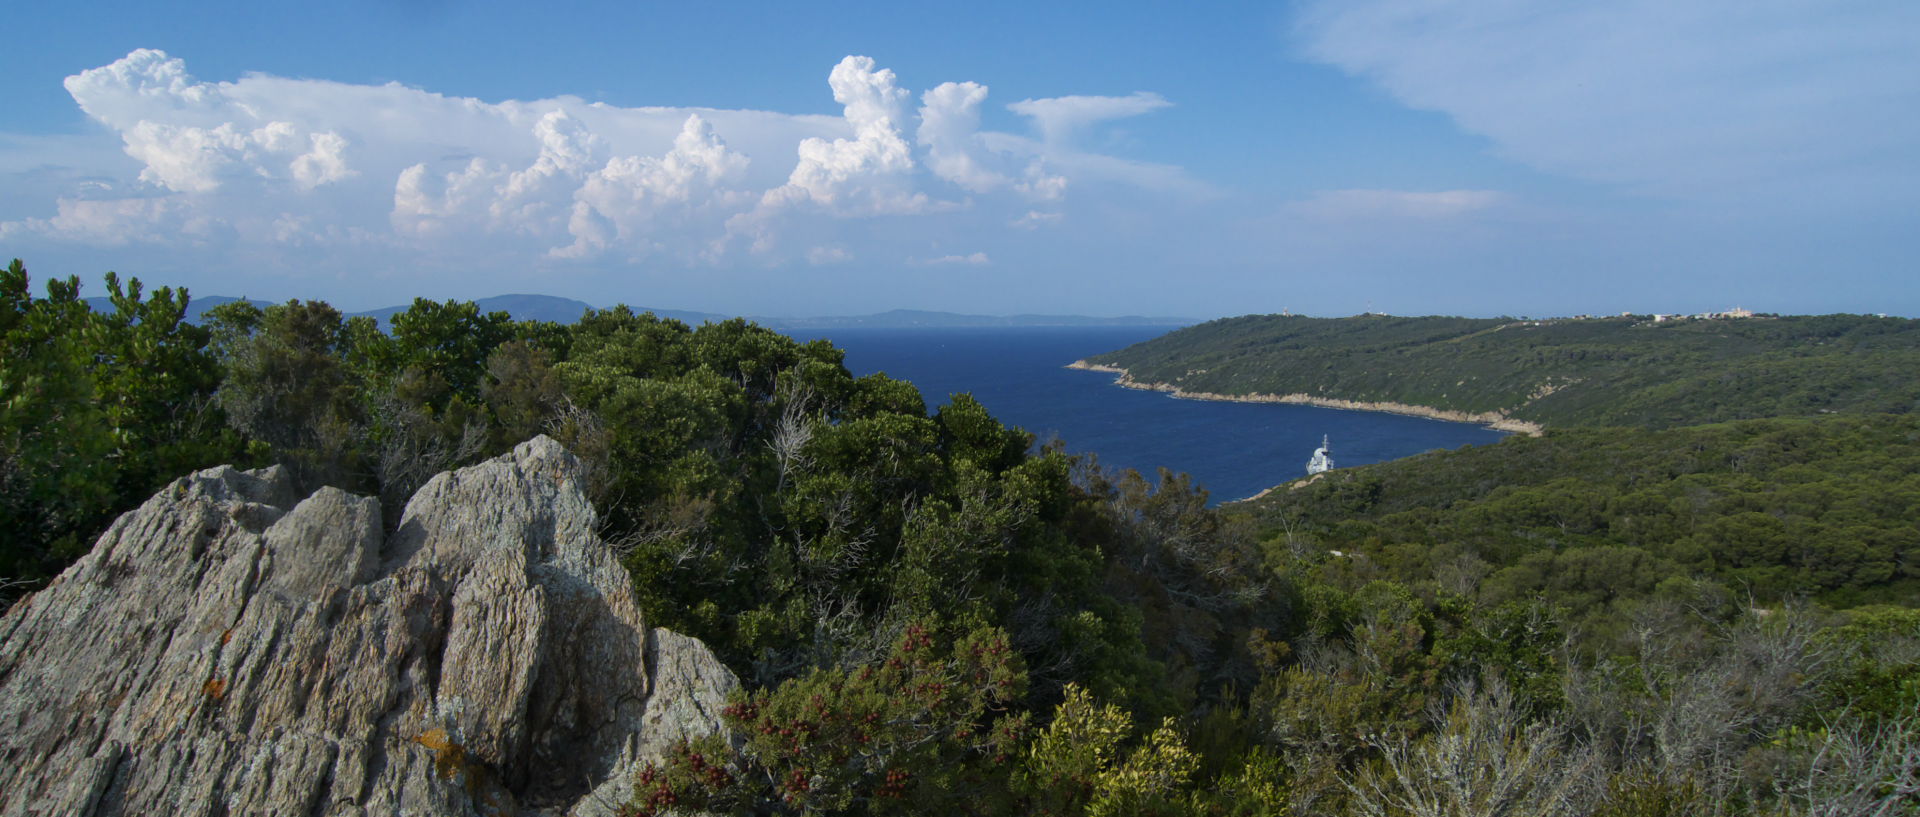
1067, 360, 1546, 437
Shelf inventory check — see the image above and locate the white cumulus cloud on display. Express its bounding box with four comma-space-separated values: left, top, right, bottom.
392, 158, 507, 238
917, 81, 1003, 193
4, 48, 1207, 282
14, 195, 207, 245
557, 114, 751, 260
761, 56, 923, 215
68, 50, 356, 195
291, 132, 354, 190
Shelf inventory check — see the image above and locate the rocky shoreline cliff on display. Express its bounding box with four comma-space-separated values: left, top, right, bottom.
0, 436, 736, 817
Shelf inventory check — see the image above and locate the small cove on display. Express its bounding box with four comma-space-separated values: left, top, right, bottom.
795, 326, 1509, 504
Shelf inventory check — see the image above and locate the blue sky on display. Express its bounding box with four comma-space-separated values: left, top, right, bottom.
2, 0, 1915, 318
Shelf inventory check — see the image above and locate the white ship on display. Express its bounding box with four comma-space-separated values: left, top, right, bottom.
1306, 435, 1333, 475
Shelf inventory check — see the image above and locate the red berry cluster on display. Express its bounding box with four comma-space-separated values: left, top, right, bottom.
684, 749, 734, 790
722, 700, 760, 722
899, 623, 935, 653
875, 767, 914, 799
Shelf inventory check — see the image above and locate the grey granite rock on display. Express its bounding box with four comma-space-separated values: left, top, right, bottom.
0, 437, 738, 817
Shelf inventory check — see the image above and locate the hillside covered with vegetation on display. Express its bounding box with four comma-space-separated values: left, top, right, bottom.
1238, 415, 1920, 618
4, 260, 1915, 816
1081, 313, 1920, 429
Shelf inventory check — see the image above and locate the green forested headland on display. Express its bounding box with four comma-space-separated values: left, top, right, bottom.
1237, 415, 1920, 617
3, 261, 1915, 816
1082, 313, 1920, 429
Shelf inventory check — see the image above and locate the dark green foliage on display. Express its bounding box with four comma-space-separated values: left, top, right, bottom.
500, 304, 1269, 718
211, 296, 570, 511
2, 261, 243, 586
214, 299, 361, 488
1815, 606, 1920, 725
1086, 313, 1920, 428
479, 340, 568, 450
88, 272, 235, 498
1240, 415, 1920, 625
631, 623, 1030, 816
637, 627, 1240, 817
383, 298, 519, 396
1, 260, 116, 581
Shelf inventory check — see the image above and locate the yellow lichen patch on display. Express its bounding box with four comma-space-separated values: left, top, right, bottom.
412, 727, 509, 808
414, 728, 470, 783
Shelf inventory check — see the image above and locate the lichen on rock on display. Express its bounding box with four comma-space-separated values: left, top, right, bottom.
0, 436, 737, 817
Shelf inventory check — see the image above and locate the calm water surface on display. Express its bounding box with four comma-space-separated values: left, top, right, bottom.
793, 326, 1507, 504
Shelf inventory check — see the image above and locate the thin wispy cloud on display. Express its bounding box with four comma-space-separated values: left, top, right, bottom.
1291, 189, 1506, 221
914, 252, 992, 266
1294, 0, 1920, 202
1007, 91, 1171, 147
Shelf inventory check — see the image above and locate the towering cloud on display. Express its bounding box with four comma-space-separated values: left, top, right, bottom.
917, 82, 1000, 193
65, 50, 358, 196
762, 56, 921, 214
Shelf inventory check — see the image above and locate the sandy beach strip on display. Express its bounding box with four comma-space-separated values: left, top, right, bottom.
1066, 359, 1545, 437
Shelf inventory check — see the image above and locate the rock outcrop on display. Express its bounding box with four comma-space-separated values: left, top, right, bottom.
0, 437, 738, 816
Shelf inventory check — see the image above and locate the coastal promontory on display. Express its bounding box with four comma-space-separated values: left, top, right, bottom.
1076, 312, 1920, 430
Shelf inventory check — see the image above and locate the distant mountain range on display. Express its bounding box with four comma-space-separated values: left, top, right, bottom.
82, 293, 607, 327
340, 294, 609, 326
87, 293, 1193, 330
81, 294, 254, 324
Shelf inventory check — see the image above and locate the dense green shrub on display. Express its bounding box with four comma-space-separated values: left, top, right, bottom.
2, 261, 243, 584
1241, 415, 1920, 619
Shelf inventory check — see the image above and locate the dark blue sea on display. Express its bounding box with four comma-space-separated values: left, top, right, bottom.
793, 326, 1508, 504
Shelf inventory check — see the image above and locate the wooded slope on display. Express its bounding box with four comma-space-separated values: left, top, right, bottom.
1085, 313, 1920, 428
1236, 414, 1920, 612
